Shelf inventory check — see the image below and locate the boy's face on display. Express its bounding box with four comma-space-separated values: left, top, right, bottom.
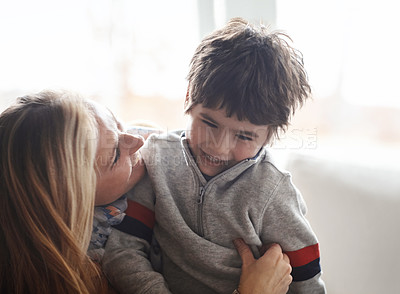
186, 104, 270, 177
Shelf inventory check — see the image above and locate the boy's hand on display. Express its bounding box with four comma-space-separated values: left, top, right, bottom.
233, 239, 292, 294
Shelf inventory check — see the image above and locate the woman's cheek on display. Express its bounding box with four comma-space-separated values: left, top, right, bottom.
130, 158, 146, 187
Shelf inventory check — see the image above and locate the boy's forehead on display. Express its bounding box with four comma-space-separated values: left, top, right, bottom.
197, 104, 269, 132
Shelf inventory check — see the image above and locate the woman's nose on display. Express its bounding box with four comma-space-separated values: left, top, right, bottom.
121, 133, 144, 154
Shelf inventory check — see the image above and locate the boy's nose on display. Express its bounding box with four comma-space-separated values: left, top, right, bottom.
210, 131, 231, 158
121, 133, 144, 154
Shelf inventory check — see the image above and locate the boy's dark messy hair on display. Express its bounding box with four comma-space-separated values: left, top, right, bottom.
185, 17, 311, 141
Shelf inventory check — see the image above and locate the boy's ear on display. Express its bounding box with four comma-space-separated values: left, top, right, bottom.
263, 127, 274, 146
259, 127, 273, 147
184, 87, 190, 111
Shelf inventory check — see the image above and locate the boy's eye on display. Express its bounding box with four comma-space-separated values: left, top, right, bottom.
202, 119, 217, 128
112, 146, 120, 166
237, 134, 253, 141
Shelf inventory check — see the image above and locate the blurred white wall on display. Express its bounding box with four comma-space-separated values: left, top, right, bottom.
1, 0, 398, 140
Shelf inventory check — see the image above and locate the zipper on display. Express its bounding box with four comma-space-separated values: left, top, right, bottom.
197, 186, 205, 236
194, 160, 251, 237
197, 186, 205, 204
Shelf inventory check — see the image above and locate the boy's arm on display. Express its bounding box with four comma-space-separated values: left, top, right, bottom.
103, 228, 171, 294
261, 174, 326, 294
102, 176, 172, 294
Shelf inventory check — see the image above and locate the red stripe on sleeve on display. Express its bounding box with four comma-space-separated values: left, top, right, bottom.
125, 199, 155, 229
284, 243, 320, 267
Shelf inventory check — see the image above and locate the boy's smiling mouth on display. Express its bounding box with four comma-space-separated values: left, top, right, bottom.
199, 149, 229, 166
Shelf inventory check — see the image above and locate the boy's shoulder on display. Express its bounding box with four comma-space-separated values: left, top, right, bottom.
255, 148, 292, 181
142, 129, 184, 154
146, 129, 183, 144
151, 129, 183, 140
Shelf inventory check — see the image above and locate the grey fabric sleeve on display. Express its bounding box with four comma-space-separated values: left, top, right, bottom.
260, 174, 326, 293
102, 228, 172, 294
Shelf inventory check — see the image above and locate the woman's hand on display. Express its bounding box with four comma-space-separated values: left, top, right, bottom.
233, 239, 292, 294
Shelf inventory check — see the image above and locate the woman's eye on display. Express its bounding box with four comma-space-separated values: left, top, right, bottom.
112, 147, 120, 166
202, 119, 217, 128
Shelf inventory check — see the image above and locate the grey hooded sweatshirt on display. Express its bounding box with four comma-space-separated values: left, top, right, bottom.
103, 130, 326, 294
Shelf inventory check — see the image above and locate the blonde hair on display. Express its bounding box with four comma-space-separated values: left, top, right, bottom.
0, 91, 104, 293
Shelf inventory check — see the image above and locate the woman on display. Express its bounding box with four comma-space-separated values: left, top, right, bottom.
0, 90, 291, 294
0, 91, 105, 293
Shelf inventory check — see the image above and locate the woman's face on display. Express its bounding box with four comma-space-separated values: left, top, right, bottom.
92, 102, 145, 206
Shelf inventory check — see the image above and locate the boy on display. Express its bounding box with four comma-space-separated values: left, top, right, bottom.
103, 17, 326, 293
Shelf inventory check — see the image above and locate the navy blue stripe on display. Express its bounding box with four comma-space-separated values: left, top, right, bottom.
112, 216, 153, 244
291, 258, 321, 282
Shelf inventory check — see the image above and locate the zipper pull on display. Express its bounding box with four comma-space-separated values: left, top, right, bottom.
197, 187, 205, 204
